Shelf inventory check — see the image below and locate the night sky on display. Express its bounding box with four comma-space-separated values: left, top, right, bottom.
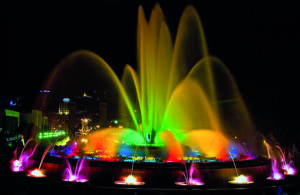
0, 1, 299, 143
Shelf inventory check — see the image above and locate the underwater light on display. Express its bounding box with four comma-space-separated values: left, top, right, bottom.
62, 175, 88, 183
115, 175, 145, 185
11, 159, 23, 172
283, 165, 297, 175
267, 172, 284, 181
229, 175, 253, 184
175, 179, 204, 186
27, 168, 46, 178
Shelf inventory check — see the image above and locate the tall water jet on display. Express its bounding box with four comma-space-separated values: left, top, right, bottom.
41, 3, 260, 162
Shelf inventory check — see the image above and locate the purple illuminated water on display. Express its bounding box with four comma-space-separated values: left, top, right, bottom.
176, 163, 204, 186
62, 158, 88, 182
10, 140, 38, 172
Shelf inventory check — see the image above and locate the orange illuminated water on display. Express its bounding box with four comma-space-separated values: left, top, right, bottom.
27, 168, 46, 178
115, 175, 145, 185
41, 4, 259, 161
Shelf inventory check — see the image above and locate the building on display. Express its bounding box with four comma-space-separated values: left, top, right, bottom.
74, 91, 107, 129
42, 90, 112, 136
0, 109, 20, 136
20, 109, 48, 139
46, 98, 76, 136
46, 112, 63, 131
0, 109, 48, 142
99, 102, 107, 128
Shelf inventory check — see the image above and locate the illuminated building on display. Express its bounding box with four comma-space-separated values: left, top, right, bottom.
75, 91, 108, 129
46, 98, 76, 135
1, 109, 48, 144
20, 110, 48, 139
0, 109, 20, 135
42, 90, 110, 134
46, 112, 67, 131
37, 130, 66, 139
79, 118, 92, 136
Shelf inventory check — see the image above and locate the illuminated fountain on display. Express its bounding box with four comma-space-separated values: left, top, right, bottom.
115, 147, 145, 185
27, 168, 46, 178
263, 141, 297, 182
275, 146, 297, 176
62, 158, 88, 182
115, 175, 145, 186
283, 163, 297, 176
27, 144, 53, 178
229, 175, 253, 185
175, 163, 204, 186
11, 138, 38, 172
228, 150, 254, 185
45, 3, 257, 164
264, 141, 285, 181
29, 3, 299, 189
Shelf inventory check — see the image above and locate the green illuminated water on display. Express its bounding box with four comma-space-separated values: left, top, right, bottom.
42, 4, 257, 159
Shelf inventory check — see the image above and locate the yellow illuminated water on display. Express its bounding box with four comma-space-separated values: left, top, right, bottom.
41, 4, 257, 159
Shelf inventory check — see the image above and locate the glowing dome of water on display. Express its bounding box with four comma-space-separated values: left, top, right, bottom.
42, 4, 259, 163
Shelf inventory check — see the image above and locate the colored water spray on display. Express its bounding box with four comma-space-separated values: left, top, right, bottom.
27, 143, 53, 177
264, 141, 284, 180
275, 145, 297, 176
62, 158, 88, 182
11, 138, 38, 172
175, 163, 204, 186
227, 150, 253, 184
115, 146, 145, 185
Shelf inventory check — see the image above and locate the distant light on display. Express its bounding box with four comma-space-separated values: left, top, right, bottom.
63, 98, 70, 103
114, 120, 118, 124
40, 90, 50, 93
82, 119, 89, 123
37, 130, 66, 139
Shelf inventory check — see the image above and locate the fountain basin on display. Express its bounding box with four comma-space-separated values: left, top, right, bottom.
26, 154, 271, 188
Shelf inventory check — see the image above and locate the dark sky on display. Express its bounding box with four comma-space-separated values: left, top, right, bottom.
0, 1, 299, 140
